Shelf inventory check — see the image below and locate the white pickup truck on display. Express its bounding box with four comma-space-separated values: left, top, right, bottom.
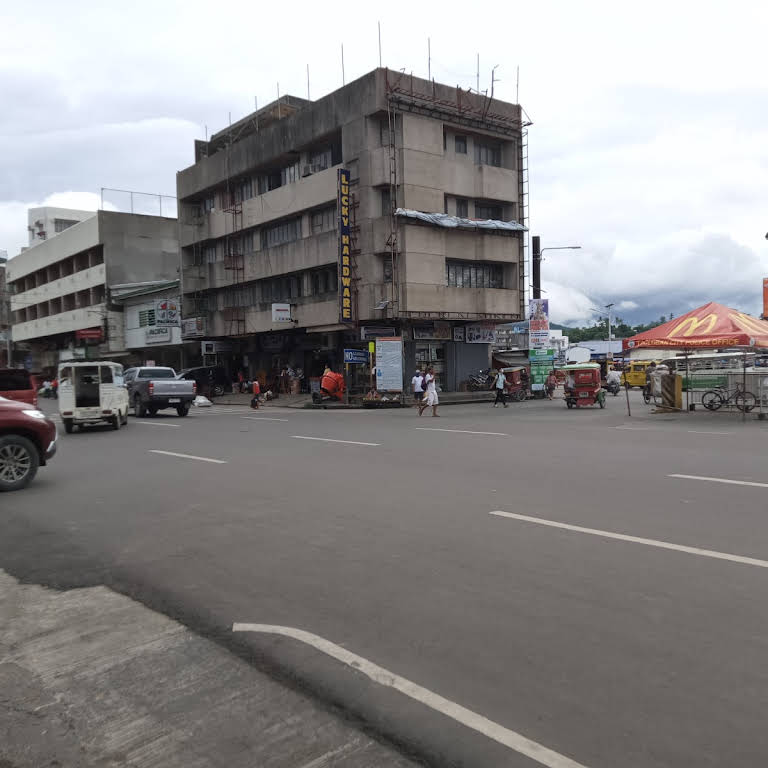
124, 366, 196, 417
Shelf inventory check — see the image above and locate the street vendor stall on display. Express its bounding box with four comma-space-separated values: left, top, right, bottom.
623, 302, 768, 414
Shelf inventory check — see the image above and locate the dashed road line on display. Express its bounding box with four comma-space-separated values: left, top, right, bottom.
290, 436, 380, 446
148, 449, 227, 464
416, 427, 509, 436
241, 416, 289, 422
232, 623, 589, 768
489, 510, 768, 569
668, 473, 768, 489
135, 421, 180, 427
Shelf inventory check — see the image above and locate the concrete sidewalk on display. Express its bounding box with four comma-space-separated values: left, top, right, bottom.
0, 570, 420, 768
212, 391, 496, 408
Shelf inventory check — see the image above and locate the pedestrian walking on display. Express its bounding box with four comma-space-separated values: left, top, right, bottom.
411, 368, 425, 404
545, 371, 557, 400
493, 369, 508, 407
418, 366, 439, 417
250, 378, 261, 409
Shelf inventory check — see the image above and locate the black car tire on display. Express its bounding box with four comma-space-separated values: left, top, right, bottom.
112, 414, 120, 430
134, 396, 146, 418
0, 435, 40, 492
212, 384, 225, 397
176, 405, 190, 417
63, 419, 74, 434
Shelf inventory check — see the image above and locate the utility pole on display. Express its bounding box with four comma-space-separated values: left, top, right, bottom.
605, 302, 614, 361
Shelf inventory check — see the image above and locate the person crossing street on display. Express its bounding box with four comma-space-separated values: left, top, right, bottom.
493, 369, 508, 407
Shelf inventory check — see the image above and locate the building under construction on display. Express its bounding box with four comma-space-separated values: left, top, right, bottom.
177, 67, 528, 391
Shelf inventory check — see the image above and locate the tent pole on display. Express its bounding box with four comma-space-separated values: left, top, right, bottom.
685, 350, 689, 412
743, 348, 747, 423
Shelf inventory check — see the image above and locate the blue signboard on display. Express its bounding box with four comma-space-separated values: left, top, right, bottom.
338, 168, 353, 322
344, 348, 369, 364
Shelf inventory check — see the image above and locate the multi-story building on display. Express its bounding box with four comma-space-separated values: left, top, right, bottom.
177, 68, 527, 390
0, 251, 10, 366
8, 211, 179, 373
25, 206, 96, 248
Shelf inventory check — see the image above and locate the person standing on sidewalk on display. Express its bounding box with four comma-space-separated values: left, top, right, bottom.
545, 371, 558, 400
493, 369, 508, 407
418, 366, 439, 417
411, 368, 425, 405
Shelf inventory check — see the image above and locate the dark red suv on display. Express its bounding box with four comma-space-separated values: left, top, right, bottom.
0, 396, 57, 491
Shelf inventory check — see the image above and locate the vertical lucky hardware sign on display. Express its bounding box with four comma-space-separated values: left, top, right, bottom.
338, 168, 353, 322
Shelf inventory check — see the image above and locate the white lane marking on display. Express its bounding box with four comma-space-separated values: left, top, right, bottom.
291, 435, 380, 446
614, 425, 653, 431
686, 430, 734, 435
148, 449, 227, 464
241, 416, 289, 422
415, 427, 509, 436
232, 623, 588, 768
136, 421, 180, 428
489, 511, 768, 569
669, 473, 768, 489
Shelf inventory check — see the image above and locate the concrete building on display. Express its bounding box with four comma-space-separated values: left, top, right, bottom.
26, 207, 96, 248
8, 211, 179, 373
177, 68, 527, 391
0, 252, 10, 366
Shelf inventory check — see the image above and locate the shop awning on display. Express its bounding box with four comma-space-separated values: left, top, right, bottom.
623, 302, 768, 351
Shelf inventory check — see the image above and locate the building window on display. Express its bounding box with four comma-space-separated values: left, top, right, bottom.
475, 203, 503, 221
261, 218, 300, 249
308, 268, 338, 295
257, 172, 282, 195
204, 243, 217, 263
54, 218, 79, 233
233, 177, 253, 203
446, 260, 503, 289
310, 205, 336, 235
281, 163, 299, 186
381, 188, 391, 217
474, 140, 502, 167
454, 135, 467, 154
383, 258, 393, 281
309, 147, 332, 172
138, 309, 156, 327
203, 194, 215, 213
455, 198, 468, 218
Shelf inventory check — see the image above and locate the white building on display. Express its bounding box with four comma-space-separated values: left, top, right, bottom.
8, 211, 179, 372
26, 207, 95, 248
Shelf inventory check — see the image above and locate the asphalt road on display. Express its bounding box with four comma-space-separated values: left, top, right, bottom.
3, 393, 768, 767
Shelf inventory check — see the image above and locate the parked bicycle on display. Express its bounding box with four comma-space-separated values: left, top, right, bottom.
701, 383, 756, 412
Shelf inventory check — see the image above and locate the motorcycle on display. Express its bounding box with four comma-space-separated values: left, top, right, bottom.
605, 380, 621, 396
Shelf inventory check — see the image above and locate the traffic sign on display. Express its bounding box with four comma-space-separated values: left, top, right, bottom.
344, 349, 369, 364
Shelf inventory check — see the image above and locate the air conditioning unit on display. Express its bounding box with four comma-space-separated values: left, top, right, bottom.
302, 165, 313, 177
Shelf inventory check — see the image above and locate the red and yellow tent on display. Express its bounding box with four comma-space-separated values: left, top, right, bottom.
623, 302, 768, 351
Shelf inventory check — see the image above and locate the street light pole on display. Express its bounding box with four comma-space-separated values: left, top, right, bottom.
605, 302, 614, 352
531, 237, 581, 300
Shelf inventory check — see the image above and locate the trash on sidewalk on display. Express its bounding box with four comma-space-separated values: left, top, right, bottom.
194, 395, 212, 407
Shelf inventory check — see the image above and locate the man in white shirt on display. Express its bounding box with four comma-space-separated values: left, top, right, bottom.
411, 369, 425, 404
606, 367, 622, 386
418, 366, 439, 417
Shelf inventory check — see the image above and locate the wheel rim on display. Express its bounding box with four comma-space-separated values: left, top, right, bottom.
0, 443, 32, 483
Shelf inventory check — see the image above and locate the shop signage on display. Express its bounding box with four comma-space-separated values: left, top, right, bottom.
375, 337, 403, 392
528, 299, 550, 349
413, 322, 451, 341
182, 317, 206, 338
343, 349, 369, 364
529, 348, 555, 391
338, 168, 353, 322
155, 297, 180, 327
75, 327, 103, 341
360, 326, 395, 340
201, 340, 235, 355
466, 322, 497, 344
145, 327, 171, 345
272, 303, 292, 322
453, 326, 465, 342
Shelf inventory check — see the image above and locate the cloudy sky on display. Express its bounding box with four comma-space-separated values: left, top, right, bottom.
2, 0, 767, 326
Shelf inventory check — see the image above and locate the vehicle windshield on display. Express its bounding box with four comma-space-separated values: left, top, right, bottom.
138, 368, 176, 379
0, 370, 32, 390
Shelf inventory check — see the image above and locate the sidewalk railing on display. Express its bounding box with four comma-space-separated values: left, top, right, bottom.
684, 371, 768, 416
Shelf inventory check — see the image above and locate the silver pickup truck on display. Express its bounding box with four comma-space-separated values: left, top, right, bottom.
124, 366, 196, 417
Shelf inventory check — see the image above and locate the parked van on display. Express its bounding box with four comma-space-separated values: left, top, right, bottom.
621, 361, 658, 389
58, 361, 129, 433
0, 368, 38, 406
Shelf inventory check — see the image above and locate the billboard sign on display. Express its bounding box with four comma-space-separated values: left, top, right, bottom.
528, 299, 550, 349
155, 297, 180, 327
375, 337, 403, 391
